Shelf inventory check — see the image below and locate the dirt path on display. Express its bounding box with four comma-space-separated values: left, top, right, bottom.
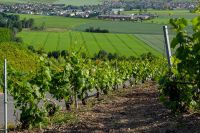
46, 82, 200, 133
17, 82, 200, 133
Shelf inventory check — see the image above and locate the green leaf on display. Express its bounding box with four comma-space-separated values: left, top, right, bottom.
171, 37, 179, 49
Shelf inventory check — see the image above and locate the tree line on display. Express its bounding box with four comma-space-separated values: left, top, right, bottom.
0, 13, 36, 43
85, 27, 109, 33
0, 13, 34, 32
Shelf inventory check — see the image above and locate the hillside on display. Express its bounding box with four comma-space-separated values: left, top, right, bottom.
0, 42, 39, 92
0, 42, 38, 72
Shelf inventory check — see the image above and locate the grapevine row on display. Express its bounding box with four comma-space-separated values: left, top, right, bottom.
4, 52, 166, 128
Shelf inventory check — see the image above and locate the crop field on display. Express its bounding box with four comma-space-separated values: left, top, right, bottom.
74, 21, 166, 34
18, 31, 161, 57
134, 34, 175, 54
19, 14, 164, 34
18, 12, 181, 57
19, 14, 99, 29
19, 14, 174, 34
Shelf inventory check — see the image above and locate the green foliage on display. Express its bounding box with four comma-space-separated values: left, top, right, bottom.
3, 51, 166, 129
0, 42, 38, 72
85, 27, 109, 33
159, 17, 200, 113
50, 111, 77, 125
0, 28, 12, 42
0, 13, 33, 32
8, 57, 52, 129
0, 42, 38, 92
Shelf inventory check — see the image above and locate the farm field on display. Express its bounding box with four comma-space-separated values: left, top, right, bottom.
134, 34, 175, 54
17, 13, 182, 57
74, 21, 166, 34
18, 31, 161, 57
19, 14, 100, 29
17, 14, 175, 57
19, 14, 178, 35
19, 14, 166, 34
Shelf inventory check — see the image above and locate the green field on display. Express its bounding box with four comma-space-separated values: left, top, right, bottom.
20, 14, 99, 29
134, 34, 168, 53
18, 31, 161, 57
17, 10, 192, 57
74, 21, 166, 34
17, 14, 178, 57
19, 14, 168, 34
6, 7, 192, 58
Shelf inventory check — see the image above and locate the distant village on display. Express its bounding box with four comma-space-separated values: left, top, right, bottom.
0, 0, 197, 21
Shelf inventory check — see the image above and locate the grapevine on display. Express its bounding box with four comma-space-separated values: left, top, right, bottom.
2, 51, 166, 128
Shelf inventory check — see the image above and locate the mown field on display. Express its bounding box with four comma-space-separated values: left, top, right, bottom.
18, 31, 161, 57
19, 14, 99, 29
19, 14, 168, 34
134, 34, 174, 54
74, 21, 166, 34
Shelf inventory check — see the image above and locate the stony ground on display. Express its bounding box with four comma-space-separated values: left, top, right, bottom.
8, 82, 200, 133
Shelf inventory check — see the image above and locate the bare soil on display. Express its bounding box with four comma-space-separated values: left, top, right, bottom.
11, 82, 200, 133
43, 82, 200, 133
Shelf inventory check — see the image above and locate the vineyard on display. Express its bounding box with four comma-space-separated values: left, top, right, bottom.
0, 28, 12, 43
0, 48, 166, 129
0, 3, 200, 132
2, 37, 199, 131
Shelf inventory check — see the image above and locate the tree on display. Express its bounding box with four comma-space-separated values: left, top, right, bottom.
40, 22, 46, 30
